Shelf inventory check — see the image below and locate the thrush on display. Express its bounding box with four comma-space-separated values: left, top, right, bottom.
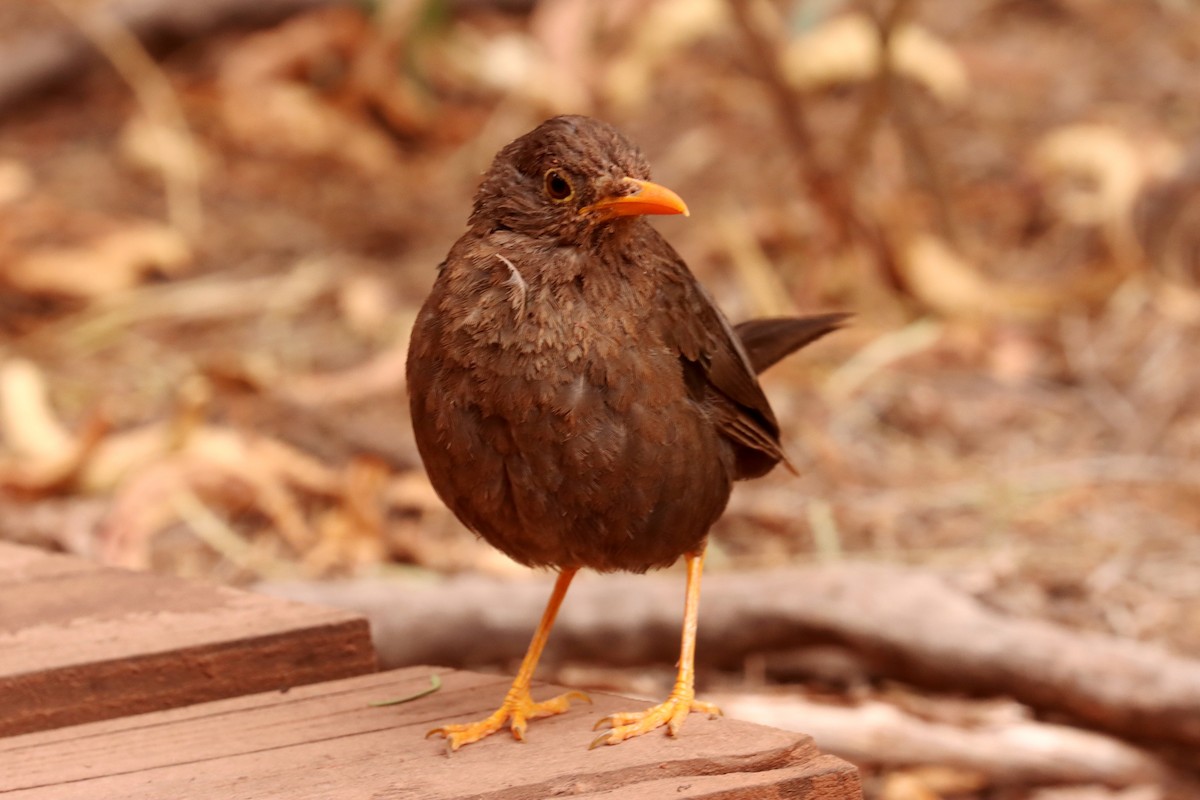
407, 115, 845, 750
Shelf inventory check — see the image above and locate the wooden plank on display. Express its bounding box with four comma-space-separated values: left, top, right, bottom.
0, 666, 862, 799
0, 542, 377, 736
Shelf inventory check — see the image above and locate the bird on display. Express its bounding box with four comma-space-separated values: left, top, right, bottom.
406, 115, 846, 750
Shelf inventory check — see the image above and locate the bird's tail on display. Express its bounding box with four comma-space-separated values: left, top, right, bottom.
734, 312, 850, 375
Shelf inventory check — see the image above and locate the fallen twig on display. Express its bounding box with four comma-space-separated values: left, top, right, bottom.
711, 693, 1169, 787
259, 562, 1200, 750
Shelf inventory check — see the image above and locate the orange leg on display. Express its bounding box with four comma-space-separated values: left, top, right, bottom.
590, 546, 721, 748
427, 567, 590, 750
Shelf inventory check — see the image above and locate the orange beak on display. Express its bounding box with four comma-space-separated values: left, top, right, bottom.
580, 177, 690, 220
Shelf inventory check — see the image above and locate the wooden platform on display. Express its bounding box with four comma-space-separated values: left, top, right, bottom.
0, 666, 859, 799
0, 543, 862, 798
0, 541, 377, 735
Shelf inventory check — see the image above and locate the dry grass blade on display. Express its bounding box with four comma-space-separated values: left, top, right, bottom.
718, 209, 798, 318
46, 260, 334, 351
171, 487, 263, 574
824, 317, 943, 401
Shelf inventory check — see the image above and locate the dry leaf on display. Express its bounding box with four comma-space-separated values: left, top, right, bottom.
221, 83, 399, 172
1031, 124, 1182, 228
899, 765, 989, 795
4, 221, 192, 299
276, 337, 411, 406
1153, 279, 1200, 324
783, 13, 969, 104
602, 0, 728, 111
0, 359, 110, 494
880, 772, 939, 800
338, 271, 397, 337
0, 359, 75, 462
0, 159, 34, 207
99, 454, 313, 571
119, 113, 212, 183
385, 469, 443, 513
899, 234, 1061, 320
218, 7, 401, 171
95, 426, 351, 568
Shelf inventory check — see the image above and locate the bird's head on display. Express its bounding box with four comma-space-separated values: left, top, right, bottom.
469, 115, 688, 245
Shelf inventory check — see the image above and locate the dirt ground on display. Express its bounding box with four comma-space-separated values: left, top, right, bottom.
2, 1, 1198, 797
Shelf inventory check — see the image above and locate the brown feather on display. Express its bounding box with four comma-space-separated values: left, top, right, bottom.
734, 313, 851, 375
407, 116, 844, 572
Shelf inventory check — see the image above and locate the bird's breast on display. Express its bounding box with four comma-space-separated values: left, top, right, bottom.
408, 261, 733, 572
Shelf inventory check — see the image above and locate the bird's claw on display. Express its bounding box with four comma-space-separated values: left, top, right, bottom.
427, 689, 592, 752
588, 691, 721, 748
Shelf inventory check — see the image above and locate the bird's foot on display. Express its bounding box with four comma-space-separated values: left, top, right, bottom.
589, 686, 721, 748
427, 687, 591, 751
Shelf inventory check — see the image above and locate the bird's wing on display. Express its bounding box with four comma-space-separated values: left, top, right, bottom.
651, 251, 787, 479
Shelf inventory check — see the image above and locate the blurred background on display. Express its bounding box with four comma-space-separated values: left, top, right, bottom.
1, 0, 1199, 797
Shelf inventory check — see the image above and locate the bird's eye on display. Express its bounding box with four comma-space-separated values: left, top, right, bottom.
543, 169, 574, 202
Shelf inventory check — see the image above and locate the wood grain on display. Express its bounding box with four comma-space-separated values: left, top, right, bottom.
0, 666, 862, 799
0, 542, 377, 736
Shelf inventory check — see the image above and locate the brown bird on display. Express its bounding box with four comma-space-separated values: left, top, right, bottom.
407, 115, 845, 750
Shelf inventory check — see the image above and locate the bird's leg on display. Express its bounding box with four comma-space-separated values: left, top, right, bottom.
590, 546, 721, 748
427, 567, 590, 750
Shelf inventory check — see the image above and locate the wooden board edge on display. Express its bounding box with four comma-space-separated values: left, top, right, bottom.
0, 617, 377, 737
